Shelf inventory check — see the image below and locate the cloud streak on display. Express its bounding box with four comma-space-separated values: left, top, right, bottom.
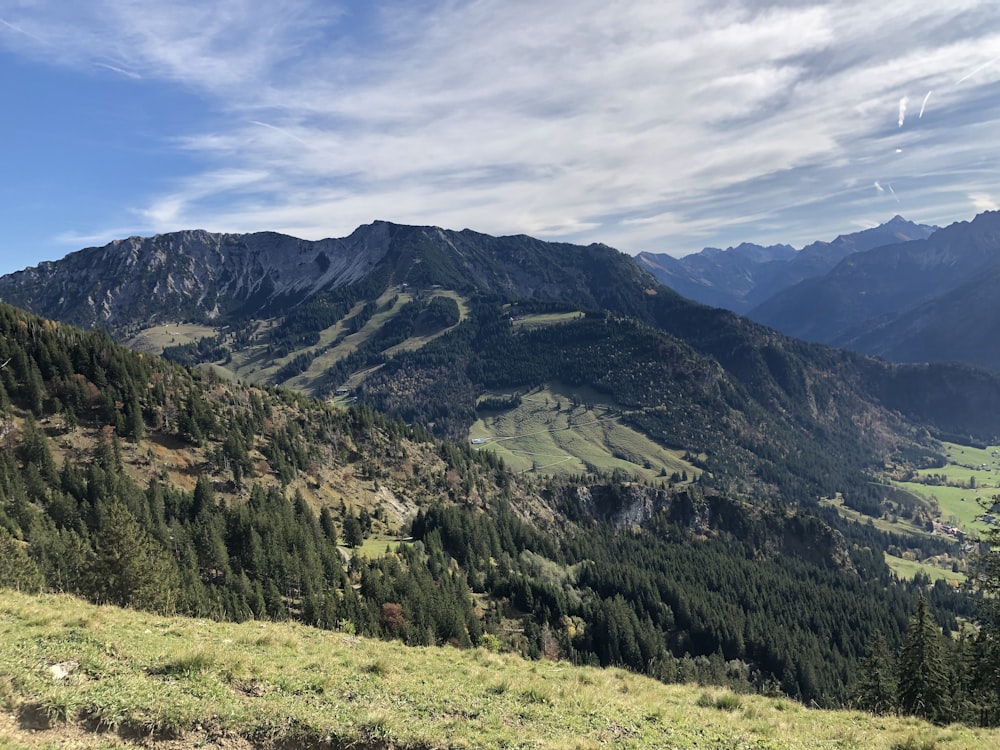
2, 1, 1000, 262
919, 90, 932, 118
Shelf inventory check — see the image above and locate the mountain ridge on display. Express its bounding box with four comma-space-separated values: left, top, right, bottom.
0, 222, 657, 336
748, 210, 1000, 369
637, 215, 937, 313
4, 219, 1000, 510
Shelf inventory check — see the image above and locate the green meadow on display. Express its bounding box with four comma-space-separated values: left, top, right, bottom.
2, 590, 997, 750
885, 553, 966, 585
469, 386, 697, 481
894, 441, 1000, 532
510, 311, 585, 330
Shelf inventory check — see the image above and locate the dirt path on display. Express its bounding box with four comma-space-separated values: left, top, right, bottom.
0, 711, 252, 749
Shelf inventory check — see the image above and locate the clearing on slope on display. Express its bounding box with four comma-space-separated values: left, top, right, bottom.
469, 385, 699, 481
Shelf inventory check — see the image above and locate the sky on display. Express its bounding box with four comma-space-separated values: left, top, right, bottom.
1, 1, 999, 276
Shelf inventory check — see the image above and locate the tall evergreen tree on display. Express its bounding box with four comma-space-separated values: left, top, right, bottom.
0, 528, 44, 592
855, 632, 897, 715
897, 596, 950, 723
89, 500, 179, 612
343, 514, 363, 548
970, 497, 1000, 725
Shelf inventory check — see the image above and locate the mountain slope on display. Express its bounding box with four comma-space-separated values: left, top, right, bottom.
5, 590, 992, 750
638, 216, 936, 313
3, 299, 973, 705
748, 211, 1000, 367
0, 222, 654, 335
635, 241, 795, 312
841, 262, 1000, 371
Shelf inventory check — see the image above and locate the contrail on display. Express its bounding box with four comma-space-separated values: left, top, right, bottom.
94, 62, 141, 80
250, 120, 309, 146
897, 96, 908, 127
887, 183, 900, 204
956, 55, 1000, 84
0, 17, 45, 43
918, 90, 931, 118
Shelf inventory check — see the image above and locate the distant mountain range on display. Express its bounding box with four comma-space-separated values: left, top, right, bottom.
747, 211, 1000, 371
637, 212, 1000, 372
637, 215, 938, 314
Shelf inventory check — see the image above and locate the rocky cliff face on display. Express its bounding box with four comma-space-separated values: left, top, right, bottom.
0, 221, 655, 334
0, 224, 395, 331
565, 483, 855, 572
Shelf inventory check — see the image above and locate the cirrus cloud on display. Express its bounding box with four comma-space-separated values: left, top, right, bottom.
1, 0, 999, 272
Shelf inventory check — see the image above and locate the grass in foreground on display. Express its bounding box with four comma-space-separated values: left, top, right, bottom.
2, 591, 998, 749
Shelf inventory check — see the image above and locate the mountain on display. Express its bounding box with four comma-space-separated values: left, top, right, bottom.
0, 298, 966, 707
0, 223, 652, 335
1, 231, 998, 706
845, 264, 1000, 368
637, 216, 937, 313
2, 220, 1000, 530
748, 211, 1000, 369
634, 241, 795, 312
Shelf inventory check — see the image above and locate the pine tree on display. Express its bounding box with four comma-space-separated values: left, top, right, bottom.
89, 500, 178, 612
897, 596, 950, 723
319, 507, 338, 545
970, 496, 1000, 725
343, 515, 363, 548
855, 631, 897, 715
0, 527, 44, 592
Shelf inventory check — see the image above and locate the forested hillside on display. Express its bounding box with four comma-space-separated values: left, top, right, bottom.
2, 300, 994, 711
5, 222, 1000, 517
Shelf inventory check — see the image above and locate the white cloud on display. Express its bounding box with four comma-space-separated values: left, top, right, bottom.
3, 1, 1000, 257
969, 193, 999, 212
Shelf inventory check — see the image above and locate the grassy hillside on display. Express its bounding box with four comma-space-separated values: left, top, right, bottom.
124, 289, 471, 400
895, 441, 1000, 532
469, 385, 698, 481
885, 553, 966, 585
2, 590, 996, 750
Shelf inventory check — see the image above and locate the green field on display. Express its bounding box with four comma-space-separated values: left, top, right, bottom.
469, 386, 697, 481
346, 534, 412, 560
894, 481, 992, 531
3, 589, 996, 750
885, 553, 966, 585
511, 311, 585, 330
894, 441, 1000, 532
824, 439, 998, 581
820, 496, 935, 540
125, 322, 220, 355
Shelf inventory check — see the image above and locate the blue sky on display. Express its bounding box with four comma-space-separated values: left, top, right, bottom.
1, 1, 999, 276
